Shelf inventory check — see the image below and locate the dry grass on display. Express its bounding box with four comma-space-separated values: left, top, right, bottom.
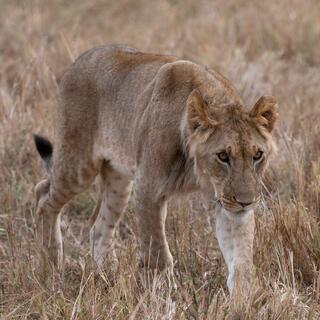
1, 0, 320, 319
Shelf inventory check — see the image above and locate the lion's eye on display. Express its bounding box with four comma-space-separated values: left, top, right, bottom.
217, 151, 229, 163
253, 150, 264, 162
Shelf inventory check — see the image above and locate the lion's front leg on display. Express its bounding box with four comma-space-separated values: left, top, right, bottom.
134, 184, 173, 272
216, 208, 255, 312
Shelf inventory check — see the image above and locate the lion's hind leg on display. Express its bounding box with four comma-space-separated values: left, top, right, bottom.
90, 161, 132, 267
34, 136, 99, 269
35, 177, 73, 269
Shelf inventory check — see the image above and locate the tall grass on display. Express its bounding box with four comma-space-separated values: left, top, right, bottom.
1, 0, 320, 318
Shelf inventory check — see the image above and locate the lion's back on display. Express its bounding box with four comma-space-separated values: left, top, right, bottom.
54, 45, 179, 164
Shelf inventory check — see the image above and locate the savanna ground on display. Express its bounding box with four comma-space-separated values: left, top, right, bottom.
1, 0, 320, 319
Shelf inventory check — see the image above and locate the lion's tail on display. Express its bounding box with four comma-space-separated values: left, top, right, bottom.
33, 134, 53, 173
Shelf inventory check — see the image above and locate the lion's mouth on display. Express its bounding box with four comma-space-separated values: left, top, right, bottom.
218, 197, 260, 213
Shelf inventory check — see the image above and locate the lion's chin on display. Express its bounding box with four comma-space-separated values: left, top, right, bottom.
220, 206, 254, 220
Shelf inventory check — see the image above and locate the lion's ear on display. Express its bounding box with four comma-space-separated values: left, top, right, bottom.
187, 89, 216, 131
250, 96, 279, 132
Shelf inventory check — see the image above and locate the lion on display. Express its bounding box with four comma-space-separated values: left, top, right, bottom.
34, 44, 278, 306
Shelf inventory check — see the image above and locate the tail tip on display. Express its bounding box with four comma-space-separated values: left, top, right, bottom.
33, 134, 53, 160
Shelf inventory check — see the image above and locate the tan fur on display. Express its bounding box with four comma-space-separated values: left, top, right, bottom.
34, 44, 278, 304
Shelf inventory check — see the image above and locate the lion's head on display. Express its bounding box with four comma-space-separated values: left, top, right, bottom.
186, 89, 278, 215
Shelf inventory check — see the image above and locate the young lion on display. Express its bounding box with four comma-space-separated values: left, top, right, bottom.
34, 44, 278, 304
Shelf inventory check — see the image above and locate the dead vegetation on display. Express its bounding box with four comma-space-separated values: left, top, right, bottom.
1, 0, 320, 319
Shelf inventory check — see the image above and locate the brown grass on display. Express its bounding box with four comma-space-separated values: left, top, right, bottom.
1, 0, 320, 319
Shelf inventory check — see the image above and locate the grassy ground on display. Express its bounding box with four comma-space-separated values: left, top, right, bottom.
1, 0, 320, 319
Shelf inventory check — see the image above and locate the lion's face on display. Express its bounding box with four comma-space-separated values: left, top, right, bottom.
187, 91, 278, 214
